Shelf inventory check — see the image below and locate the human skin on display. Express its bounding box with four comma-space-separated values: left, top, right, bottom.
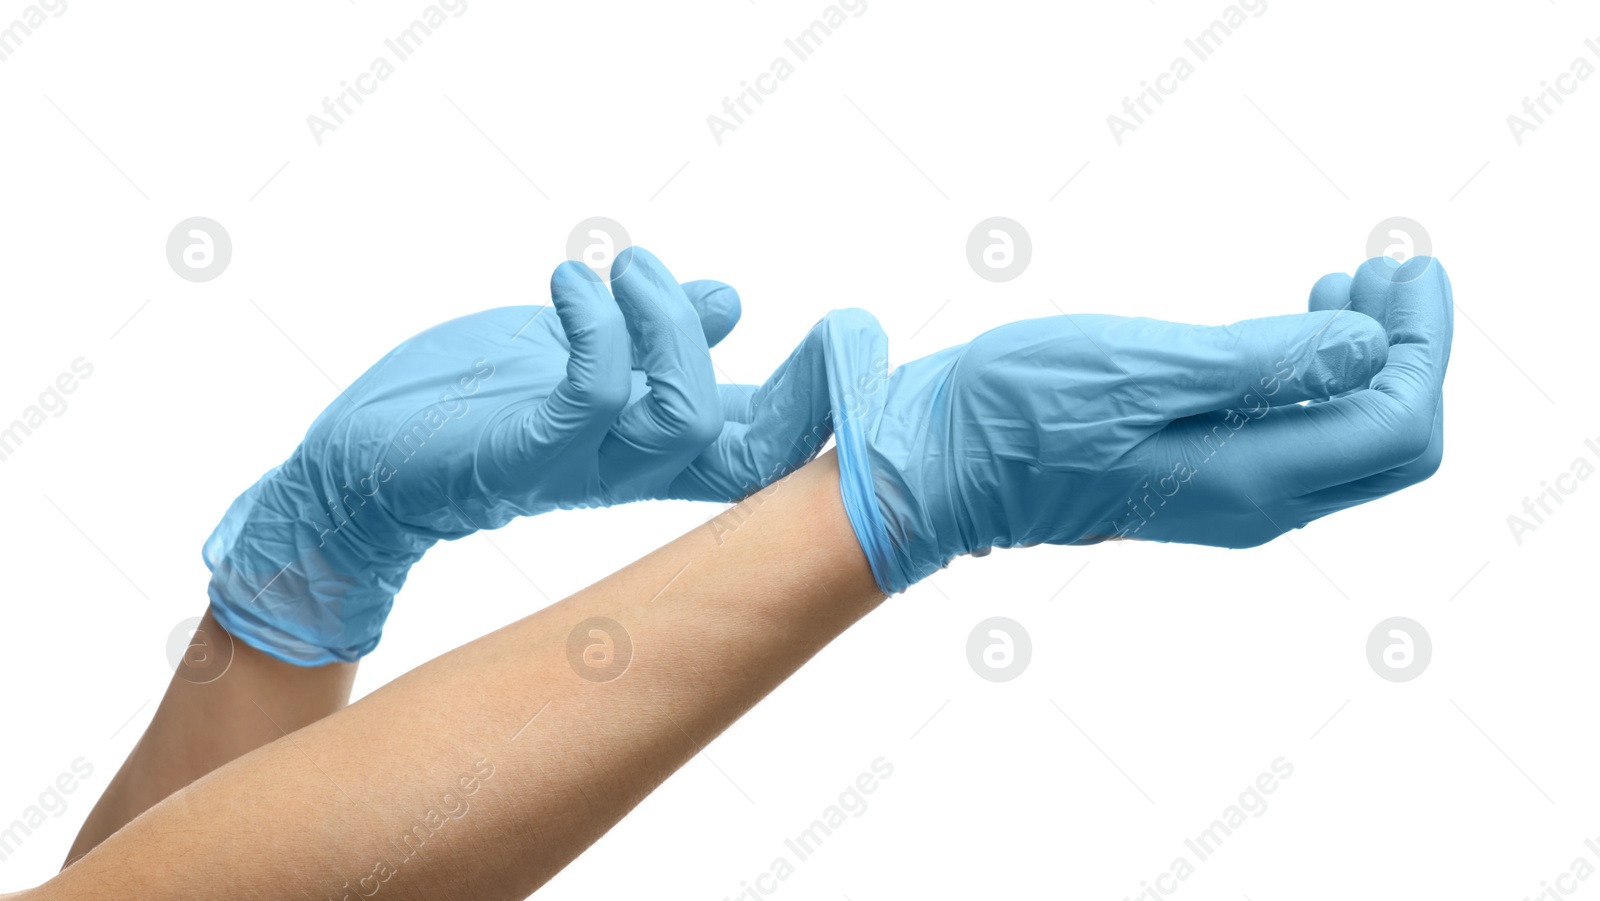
64, 612, 358, 866
46, 256, 1449, 886
65, 262, 815, 862
30, 451, 883, 900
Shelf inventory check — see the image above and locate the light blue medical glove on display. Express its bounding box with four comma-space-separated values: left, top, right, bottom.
205, 247, 832, 665
1282, 259, 1449, 519
825, 256, 1451, 595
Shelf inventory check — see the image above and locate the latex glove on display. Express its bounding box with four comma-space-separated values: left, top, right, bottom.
823, 256, 1452, 595
1281, 262, 1447, 519
205, 247, 832, 665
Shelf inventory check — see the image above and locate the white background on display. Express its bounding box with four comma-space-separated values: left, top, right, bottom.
1, 1, 1596, 898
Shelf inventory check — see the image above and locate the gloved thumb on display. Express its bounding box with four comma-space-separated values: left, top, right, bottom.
681, 280, 742, 348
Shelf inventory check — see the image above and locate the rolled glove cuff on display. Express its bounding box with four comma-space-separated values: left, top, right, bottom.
202, 465, 426, 666
819, 309, 934, 596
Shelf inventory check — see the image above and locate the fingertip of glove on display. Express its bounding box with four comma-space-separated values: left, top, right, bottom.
1355, 254, 1442, 293
1311, 309, 1389, 390
551, 259, 601, 292
685, 280, 742, 346
609, 245, 660, 284
820, 307, 885, 334
1307, 272, 1353, 313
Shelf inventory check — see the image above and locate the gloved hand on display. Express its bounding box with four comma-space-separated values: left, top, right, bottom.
205, 247, 833, 665
822, 256, 1452, 595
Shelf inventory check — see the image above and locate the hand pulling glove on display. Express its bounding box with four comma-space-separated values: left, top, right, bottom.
205, 248, 833, 664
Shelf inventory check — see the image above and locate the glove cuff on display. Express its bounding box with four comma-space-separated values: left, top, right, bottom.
818, 310, 927, 595
202, 465, 425, 666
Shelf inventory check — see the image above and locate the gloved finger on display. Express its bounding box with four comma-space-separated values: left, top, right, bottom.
1298, 260, 1449, 495
1305, 272, 1366, 403
1286, 395, 1444, 522
1358, 255, 1454, 416
1092, 310, 1389, 421
620, 280, 739, 407
489, 261, 631, 469
1200, 257, 1453, 494
682, 279, 742, 348
618, 281, 739, 374
1301, 256, 1450, 485
1308, 272, 1353, 314
599, 247, 722, 491
670, 317, 840, 501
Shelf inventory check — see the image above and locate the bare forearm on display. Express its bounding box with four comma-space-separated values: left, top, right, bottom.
40, 451, 880, 900
64, 610, 357, 866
